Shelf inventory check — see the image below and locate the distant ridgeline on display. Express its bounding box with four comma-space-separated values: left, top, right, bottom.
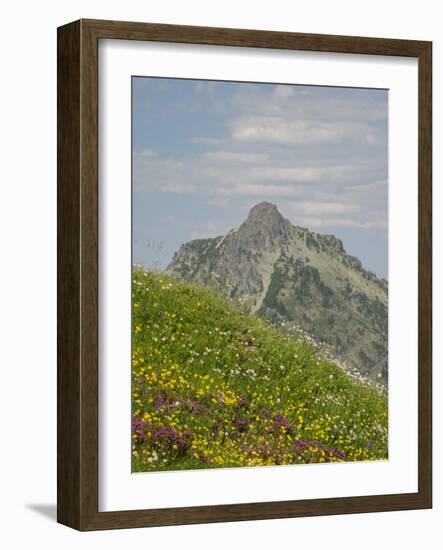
167, 202, 388, 383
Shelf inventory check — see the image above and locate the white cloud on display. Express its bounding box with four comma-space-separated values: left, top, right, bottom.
203, 151, 269, 163
134, 151, 359, 198
189, 136, 221, 145
272, 85, 296, 100
345, 179, 387, 192
295, 216, 387, 230
229, 183, 308, 198
244, 164, 356, 183
133, 82, 388, 238
138, 148, 158, 157
161, 183, 197, 193
294, 202, 360, 215
231, 116, 346, 146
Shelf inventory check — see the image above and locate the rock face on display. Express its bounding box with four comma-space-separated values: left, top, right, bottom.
167, 202, 388, 382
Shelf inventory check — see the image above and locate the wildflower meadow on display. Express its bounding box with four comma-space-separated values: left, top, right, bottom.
132, 269, 388, 472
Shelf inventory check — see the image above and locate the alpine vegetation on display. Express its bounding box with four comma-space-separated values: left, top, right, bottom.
132, 269, 387, 472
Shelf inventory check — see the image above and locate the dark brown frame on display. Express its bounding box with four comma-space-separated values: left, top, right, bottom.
57, 18, 432, 531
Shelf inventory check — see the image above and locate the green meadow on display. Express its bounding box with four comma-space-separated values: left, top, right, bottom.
132, 269, 388, 472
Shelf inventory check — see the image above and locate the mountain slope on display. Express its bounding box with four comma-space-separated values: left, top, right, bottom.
132, 269, 388, 472
167, 202, 388, 382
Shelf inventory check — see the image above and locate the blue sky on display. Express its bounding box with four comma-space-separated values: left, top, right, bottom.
132, 77, 388, 278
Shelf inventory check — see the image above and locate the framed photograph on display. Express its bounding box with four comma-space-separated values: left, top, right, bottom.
57, 19, 432, 530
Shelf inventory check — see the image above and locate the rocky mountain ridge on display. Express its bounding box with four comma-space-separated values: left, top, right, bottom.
167, 202, 388, 382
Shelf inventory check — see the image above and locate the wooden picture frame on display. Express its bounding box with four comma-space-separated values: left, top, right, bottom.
57, 18, 432, 531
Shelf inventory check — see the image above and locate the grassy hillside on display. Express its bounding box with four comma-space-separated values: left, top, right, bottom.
132, 269, 388, 472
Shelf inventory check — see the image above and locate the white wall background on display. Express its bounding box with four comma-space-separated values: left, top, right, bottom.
0, 0, 441, 547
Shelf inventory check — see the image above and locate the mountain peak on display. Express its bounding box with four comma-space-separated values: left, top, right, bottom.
239, 202, 292, 244
247, 202, 281, 220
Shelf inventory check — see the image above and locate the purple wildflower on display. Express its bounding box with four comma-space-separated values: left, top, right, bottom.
269, 413, 292, 435
132, 417, 153, 442
293, 438, 347, 462
233, 418, 248, 432
152, 425, 192, 453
